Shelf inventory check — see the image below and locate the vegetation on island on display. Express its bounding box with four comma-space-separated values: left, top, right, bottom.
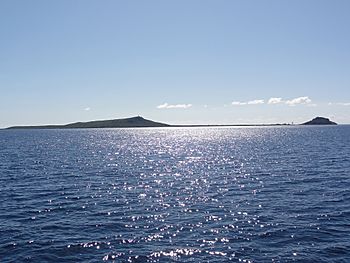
302, 117, 337, 125
7, 116, 170, 129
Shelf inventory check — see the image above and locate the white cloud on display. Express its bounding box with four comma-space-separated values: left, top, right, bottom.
232, 96, 312, 107
336, 102, 350, 106
157, 103, 192, 109
232, 101, 247, 106
232, 99, 264, 106
328, 102, 350, 106
285, 96, 311, 106
84, 107, 91, 111
268, 97, 283, 104
247, 99, 264, 105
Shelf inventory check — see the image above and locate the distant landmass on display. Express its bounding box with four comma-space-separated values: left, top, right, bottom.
7, 116, 170, 129
302, 117, 337, 125
5, 116, 339, 129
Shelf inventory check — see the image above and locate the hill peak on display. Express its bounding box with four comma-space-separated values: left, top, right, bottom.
302, 117, 337, 125
7, 116, 169, 129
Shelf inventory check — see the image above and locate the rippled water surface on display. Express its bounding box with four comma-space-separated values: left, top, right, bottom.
1, 126, 350, 262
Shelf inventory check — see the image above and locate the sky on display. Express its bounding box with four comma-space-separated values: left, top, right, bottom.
1, 0, 350, 127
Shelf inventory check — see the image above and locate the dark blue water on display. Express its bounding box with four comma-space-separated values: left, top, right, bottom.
1, 126, 350, 262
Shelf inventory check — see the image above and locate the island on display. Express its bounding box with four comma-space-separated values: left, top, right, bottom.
302, 117, 337, 125
6, 116, 170, 129
5, 116, 338, 129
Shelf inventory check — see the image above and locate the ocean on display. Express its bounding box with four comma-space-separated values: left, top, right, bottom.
1, 126, 350, 262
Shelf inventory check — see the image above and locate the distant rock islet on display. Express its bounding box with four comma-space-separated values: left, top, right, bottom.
302, 117, 337, 125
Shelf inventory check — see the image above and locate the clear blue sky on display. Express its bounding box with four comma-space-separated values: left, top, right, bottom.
1, 0, 349, 127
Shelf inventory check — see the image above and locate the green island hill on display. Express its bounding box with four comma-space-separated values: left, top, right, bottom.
302, 117, 337, 125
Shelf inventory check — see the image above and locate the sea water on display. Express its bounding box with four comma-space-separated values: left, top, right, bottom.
1, 126, 350, 262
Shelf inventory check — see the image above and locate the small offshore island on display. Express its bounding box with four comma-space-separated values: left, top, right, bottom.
6, 116, 337, 129
302, 117, 337, 125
